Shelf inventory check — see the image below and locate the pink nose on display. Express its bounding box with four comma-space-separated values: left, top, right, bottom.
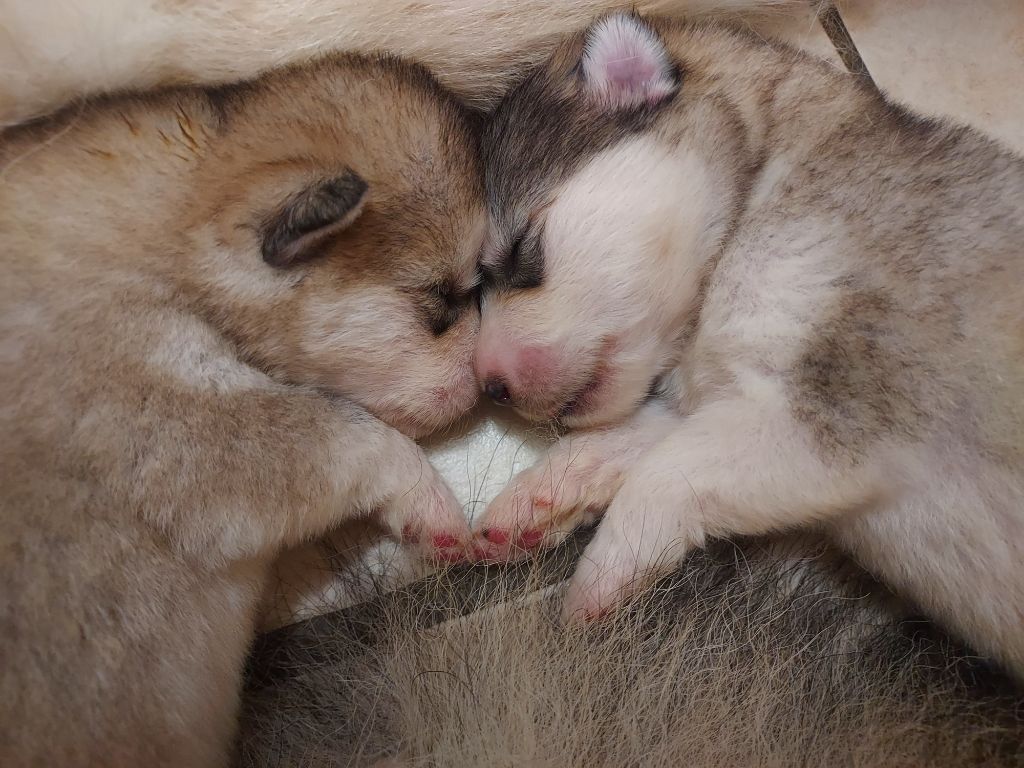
475, 342, 561, 408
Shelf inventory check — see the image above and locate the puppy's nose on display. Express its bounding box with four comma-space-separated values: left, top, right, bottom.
483, 377, 513, 406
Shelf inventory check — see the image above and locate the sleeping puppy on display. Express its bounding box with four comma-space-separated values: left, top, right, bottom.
471, 14, 1024, 679
0, 55, 482, 766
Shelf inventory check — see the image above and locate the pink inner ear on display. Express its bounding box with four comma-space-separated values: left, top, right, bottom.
605, 56, 660, 93
582, 15, 676, 110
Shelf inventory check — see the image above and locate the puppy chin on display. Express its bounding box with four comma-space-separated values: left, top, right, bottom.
375, 409, 448, 440
559, 384, 641, 429
387, 416, 435, 440
560, 359, 660, 429
378, 391, 478, 439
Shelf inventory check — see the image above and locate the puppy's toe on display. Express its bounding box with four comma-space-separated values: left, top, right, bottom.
561, 555, 637, 625
385, 475, 470, 562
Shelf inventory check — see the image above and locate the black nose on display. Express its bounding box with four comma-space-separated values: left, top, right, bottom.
484, 377, 513, 406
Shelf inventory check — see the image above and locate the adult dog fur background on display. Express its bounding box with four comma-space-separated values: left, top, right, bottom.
242, 536, 1024, 767
0, 0, 796, 123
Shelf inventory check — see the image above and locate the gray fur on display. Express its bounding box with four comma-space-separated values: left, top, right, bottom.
239, 536, 1024, 766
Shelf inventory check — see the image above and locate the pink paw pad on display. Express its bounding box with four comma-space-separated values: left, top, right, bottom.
429, 532, 467, 564
481, 527, 509, 545
517, 528, 544, 549
431, 533, 460, 550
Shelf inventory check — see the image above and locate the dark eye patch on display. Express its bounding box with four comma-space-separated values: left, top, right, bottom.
481, 226, 544, 292
424, 279, 476, 336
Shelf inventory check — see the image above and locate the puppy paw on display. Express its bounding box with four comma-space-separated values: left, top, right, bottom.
471, 438, 625, 562
560, 473, 698, 623
380, 455, 470, 564
561, 552, 640, 624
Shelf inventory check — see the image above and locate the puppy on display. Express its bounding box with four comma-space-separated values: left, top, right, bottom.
471, 14, 1024, 678
1, 0, 794, 124
0, 55, 482, 766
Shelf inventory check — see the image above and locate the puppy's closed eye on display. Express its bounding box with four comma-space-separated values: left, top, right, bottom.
261, 169, 368, 268
426, 280, 476, 336
481, 228, 544, 291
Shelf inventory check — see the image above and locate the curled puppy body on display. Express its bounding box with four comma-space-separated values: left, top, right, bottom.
472, 15, 1024, 678
0, 56, 483, 766
0, 0, 796, 124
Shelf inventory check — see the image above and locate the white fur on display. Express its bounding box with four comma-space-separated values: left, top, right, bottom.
477, 399, 680, 560
581, 14, 678, 108
479, 135, 728, 426
261, 405, 553, 630
564, 386, 885, 619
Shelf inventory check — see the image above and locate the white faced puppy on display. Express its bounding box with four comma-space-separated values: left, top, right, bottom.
0, 56, 483, 766
472, 14, 1024, 678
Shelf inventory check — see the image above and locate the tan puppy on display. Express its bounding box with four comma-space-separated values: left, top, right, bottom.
0, 56, 483, 766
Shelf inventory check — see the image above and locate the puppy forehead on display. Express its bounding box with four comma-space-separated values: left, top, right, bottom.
488, 73, 671, 233
446, 207, 489, 280
233, 55, 482, 189
391, 202, 487, 286
353, 131, 486, 286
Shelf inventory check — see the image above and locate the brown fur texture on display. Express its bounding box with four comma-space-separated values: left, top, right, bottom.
1, 55, 484, 767
240, 535, 1024, 767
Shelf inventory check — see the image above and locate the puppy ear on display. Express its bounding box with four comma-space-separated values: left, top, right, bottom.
261, 169, 368, 267
579, 14, 679, 110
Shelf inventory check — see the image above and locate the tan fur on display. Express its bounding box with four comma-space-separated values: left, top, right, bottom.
0, 0, 796, 125
0, 55, 484, 767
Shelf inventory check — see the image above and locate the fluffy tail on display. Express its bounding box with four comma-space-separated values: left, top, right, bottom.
0, 0, 797, 124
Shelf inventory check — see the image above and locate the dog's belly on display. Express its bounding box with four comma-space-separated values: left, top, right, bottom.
833, 471, 1024, 679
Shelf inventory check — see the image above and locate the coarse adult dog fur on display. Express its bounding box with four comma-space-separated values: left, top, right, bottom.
0, 0, 794, 125
240, 536, 1024, 767
470, 13, 1024, 679
0, 54, 486, 766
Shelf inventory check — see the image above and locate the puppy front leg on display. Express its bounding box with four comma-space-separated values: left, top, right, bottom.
133, 387, 469, 567
474, 400, 682, 559
564, 389, 887, 620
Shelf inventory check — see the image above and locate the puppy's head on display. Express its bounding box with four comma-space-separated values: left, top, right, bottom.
477, 15, 752, 427
187, 56, 486, 438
